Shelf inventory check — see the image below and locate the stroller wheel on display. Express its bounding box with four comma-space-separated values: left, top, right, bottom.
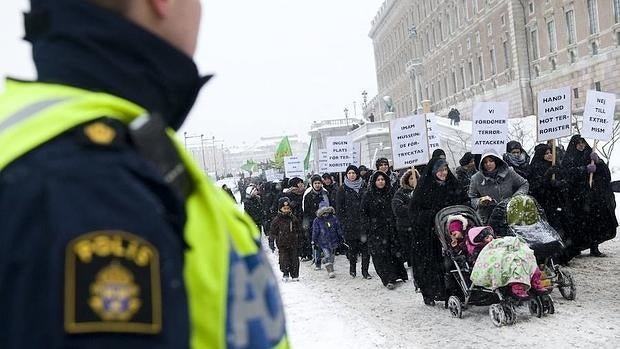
502, 303, 517, 325
541, 294, 555, 315
489, 304, 506, 327
448, 296, 463, 319
557, 270, 576, 301
529, 297, 543, 318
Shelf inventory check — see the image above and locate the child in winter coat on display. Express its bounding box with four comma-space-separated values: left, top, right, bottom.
464, 226, 550, 299
270, 197, 302, 282
312, 202, 344, 278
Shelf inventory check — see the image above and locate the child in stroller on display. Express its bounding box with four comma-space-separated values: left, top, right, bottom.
447, 217, 550, 299
435, 206, 556, 326
488, 194, 576, 300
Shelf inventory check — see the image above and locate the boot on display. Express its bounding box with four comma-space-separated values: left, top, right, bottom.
326, 263, 335, 278
422, 295, 435, 306
349, 262, 356, 278
510, 283, 529, 299
590, 244, 606, 257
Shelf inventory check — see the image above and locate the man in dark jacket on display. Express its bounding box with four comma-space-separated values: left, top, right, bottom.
455, 152, 477, 193
322, 173, 338, 205
244, 185, 264, 232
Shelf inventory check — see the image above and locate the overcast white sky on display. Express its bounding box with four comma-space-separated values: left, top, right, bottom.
0, 0, 384, 147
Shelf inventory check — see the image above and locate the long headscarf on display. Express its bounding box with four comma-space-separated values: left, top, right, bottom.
562, 134, 592, 168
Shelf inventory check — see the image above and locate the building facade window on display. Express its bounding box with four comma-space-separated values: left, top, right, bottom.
569, 50, 577, 63
528, 1, 534, 14
591, 41, 599, 55
530, 28, 539, 59
488, 23, 493, 36
464, 0, 469, 20
503, 40, 510, 69
550, 57, 557, 71
476, 31, 481, 45
452, 71, 457, 93
615, 0, 620, 23
460, 66, 466, 88
594, 81, 601, 91
469, 61, 475, 84
573, 88, 579, 99
566, 10, 577, 45
473, 0, 479, 14
477, 54, 484, 81
587, 0, 599, 35
490, 48, 497, 75
547, 20, 557, 53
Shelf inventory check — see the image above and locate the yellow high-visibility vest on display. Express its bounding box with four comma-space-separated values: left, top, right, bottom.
0, 80, 289, 349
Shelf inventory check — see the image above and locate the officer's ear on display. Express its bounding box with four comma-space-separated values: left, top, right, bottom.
148, 0, 172, 18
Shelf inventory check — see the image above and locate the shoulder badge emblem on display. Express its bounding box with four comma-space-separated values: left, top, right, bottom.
64, 231, 161, 334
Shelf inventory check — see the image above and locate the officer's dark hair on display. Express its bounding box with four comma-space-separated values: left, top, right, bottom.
89, 0, 130, 14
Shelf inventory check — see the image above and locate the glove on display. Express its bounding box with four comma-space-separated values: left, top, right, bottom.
590, 152, 599, 163
587, 163, 597, 174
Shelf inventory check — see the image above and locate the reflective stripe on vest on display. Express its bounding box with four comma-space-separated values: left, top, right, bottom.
0, 80, 289, 349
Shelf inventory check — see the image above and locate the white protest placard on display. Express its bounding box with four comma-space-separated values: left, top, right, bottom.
350, 142, 362, 166
284, 156, 304, 179
326, 136, 353, 172
581, 90, 616, 141
318, 149, 329, 173
265, 169, 282, 182
537, 87, 572, 142
425, 113, 441, 152
390, 114, 430, 170
471, 102, 508, 154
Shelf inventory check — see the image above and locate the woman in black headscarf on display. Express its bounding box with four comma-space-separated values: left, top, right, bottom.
409, 158, 468, 305
561, 135, 617, 258
361, 171, 407, 289
528, 144, 567, 237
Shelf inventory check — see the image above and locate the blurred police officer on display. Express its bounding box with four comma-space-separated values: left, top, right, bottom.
0, 0, 288, 348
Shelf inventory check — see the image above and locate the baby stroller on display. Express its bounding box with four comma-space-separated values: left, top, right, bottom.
488, 195, 576, 301
435, 205, 555, 326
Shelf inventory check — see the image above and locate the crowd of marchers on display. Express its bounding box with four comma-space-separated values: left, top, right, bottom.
226, 134, 617, 306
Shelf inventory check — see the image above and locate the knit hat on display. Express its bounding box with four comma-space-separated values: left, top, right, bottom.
288, 177, 304, 188
345, 165, 360, 177
447, 214, 468, 234
506, 140, 523, 153
375, 157, 389, 169
310, 174, 322, 184
459, 152, 475, 166
278, 197, 291, 210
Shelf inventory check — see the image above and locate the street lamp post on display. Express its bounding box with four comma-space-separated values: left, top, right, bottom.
362, 90, 368, 107
344, 107, 349, 128
199, 134, 206, 173
212, 135, 217, 179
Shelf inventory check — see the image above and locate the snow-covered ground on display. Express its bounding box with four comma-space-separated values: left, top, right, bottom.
266, 233, 620, 348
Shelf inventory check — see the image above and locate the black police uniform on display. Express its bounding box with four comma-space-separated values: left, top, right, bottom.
0, 1, 208, 348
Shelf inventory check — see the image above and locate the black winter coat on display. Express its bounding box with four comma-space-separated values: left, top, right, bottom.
392, 186, 413, 232
409, 158, 468, 299
360, 172, 395, 255
335, 183, 364, 241
561, 135, 617, 249
528, 145, 567, 236
269, 212, 301, 250
244, 196, 264, 227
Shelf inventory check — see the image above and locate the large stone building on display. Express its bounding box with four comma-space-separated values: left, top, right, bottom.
369, 0, 620, 120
